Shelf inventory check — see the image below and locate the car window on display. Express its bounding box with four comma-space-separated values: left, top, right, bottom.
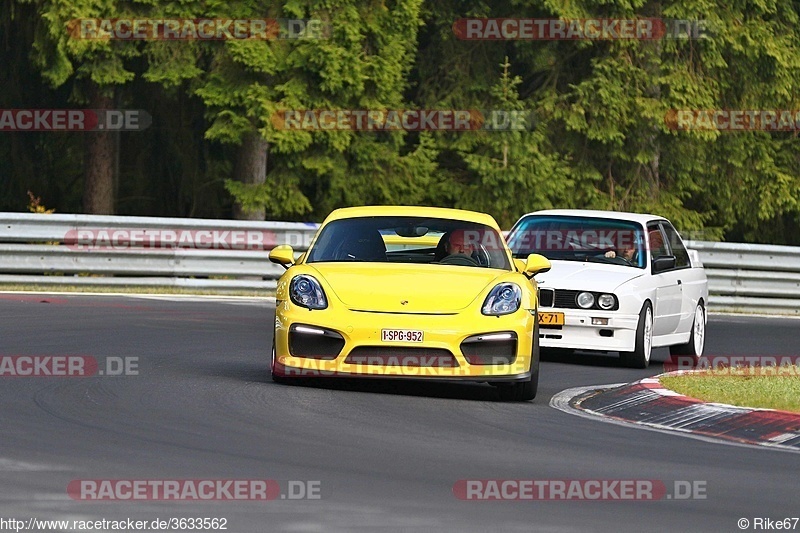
306, 216, 511, 270
660, 222, 690, 268
506, 215, 646, 269
646, 223, 669, 259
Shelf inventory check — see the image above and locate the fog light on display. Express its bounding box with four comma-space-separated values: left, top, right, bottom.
295, 326, 326, 335
592, 317, 609, 326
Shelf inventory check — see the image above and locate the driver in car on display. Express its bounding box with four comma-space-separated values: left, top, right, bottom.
444, 229, 476, 258
604, 245, 636, 262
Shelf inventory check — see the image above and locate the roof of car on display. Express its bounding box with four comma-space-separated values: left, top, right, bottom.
323, 206, 501, 228
516, 209, 667, 226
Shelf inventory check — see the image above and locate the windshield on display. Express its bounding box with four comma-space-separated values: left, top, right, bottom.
306, 216, 512, 270
507, 215, 646, 269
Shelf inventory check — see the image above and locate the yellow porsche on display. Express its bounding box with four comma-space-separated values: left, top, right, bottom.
268, 206, 551, 401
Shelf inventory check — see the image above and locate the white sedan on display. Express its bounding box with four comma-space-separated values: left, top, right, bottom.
506, 209, 708, 368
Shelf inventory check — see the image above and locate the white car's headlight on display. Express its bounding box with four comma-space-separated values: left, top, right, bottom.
290, 275, 328, 310
597, 293, 616, 310
576, 291, 595, 309
482, 283, 522, 316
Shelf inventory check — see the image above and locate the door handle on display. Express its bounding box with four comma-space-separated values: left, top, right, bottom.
677, 280, 682, 285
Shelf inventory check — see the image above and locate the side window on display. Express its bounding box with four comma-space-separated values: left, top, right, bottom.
646, 223, 668, 259
661, 222, 690, 268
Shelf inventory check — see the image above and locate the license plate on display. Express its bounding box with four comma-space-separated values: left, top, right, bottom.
538, 312, 565, 326
381, 329, 424, 342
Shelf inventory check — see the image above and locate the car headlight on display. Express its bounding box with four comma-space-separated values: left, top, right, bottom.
290, 275, 328, 310
597, 293, 616, 310
482, 283, 521, 316
576, 291, 595, 309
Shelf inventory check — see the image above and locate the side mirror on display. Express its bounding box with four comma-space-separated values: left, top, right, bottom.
524, 253, 551, 277
652, 255, 676, 274
513, 258, 527, 273
269, 244, 295, 269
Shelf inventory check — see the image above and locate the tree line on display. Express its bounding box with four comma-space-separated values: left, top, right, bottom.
2, 0, 799, 244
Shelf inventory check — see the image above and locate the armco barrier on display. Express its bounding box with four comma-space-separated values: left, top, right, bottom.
0, 213, 798, 312
0, 213, 319, 291
685, 240, 800, 314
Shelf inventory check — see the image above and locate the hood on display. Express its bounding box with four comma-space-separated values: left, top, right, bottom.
535, 260, 644, 291
308, 263, 503, 313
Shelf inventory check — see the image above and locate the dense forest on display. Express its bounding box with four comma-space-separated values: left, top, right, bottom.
2, 0, 800, 244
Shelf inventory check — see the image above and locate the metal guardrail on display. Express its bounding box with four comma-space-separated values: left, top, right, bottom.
0, 213, 798, 313
0, 212, 318, 245
686, 240, 800, 315
0, 213, 319, 291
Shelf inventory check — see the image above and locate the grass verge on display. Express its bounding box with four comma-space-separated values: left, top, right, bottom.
660, 367, 800, 413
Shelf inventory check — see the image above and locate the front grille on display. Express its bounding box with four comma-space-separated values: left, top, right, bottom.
460, 332, 517, 365
345, 347, 459, 367
554, 289, 581, 308
550, 290, 619, 311
538, 288, 554, 307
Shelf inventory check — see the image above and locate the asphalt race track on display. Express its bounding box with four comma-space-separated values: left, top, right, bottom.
0, 294, 798, 532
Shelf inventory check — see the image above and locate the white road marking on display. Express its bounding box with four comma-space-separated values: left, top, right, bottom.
768, 433, 800, 444
0, 457, 70, 471
0, 291, 275, 305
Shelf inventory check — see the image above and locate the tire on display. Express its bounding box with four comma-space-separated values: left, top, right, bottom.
271, 338, 290, 384
669, 302, 705, 364
620, 302, 653, 369
498, 321, 539, 401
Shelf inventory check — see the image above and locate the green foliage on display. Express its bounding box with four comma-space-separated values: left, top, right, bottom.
5, 0, 800, 241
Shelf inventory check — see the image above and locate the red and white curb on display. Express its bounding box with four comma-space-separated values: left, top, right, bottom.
550, 372, 800, 453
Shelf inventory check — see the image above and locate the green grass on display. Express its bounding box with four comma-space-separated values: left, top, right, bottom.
0, 284, 274, 298
660, 367, 800, 413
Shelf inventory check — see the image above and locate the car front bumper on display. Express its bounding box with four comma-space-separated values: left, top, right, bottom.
273, 300, 536, 379
538, 307, 639, 352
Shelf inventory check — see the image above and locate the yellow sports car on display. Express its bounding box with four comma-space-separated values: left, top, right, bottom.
268, 206, 551, 401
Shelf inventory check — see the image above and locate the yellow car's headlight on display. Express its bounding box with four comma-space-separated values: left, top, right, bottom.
482, 283, 521, 316
290, 275, 328, 310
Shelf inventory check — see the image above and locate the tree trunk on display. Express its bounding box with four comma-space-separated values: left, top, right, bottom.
644, 0, 662, 201
83, 84, 115, 214
232, 131, 268, 220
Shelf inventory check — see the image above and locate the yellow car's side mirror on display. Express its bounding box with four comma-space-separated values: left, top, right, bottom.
269, 244, 295, 269
524, 253, 551, 276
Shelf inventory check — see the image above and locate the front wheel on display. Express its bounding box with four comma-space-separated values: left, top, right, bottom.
497, 369, 538, 401
669, 302, 705, 364
620, 302, 653, 369
271, 338, 290, 384
498, 321, 539, 401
